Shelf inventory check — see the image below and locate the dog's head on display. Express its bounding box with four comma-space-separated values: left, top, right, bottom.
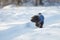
31, 15, 39, 22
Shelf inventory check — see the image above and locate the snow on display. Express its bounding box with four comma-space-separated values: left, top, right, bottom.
0, 5, 60, 40
13, 28, 60, 40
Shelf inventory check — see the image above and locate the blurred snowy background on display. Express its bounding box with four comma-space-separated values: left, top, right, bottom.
0, 5, 60, 40
0, 0, 60, 8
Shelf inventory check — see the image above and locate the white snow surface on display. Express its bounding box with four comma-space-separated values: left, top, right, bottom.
0, 5, 60, 40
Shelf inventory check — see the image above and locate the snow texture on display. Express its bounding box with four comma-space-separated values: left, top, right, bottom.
0, 5, 60, 40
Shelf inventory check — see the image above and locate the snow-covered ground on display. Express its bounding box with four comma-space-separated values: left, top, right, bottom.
0, 5, 60, 40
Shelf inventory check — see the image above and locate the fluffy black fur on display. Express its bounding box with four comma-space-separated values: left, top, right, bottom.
31, 15, 40, 27
31, 15, 40, 22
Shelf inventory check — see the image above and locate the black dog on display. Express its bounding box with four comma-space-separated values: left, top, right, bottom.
31, 15, 40, 27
